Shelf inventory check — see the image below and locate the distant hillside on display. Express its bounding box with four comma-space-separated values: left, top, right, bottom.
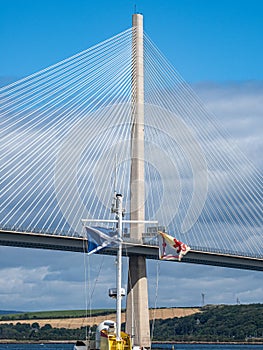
0, 310, 23, 315
0, 307, 200, 328
0, 304, 262, 342
0, 309, 114, 321
153, 303, 263, 342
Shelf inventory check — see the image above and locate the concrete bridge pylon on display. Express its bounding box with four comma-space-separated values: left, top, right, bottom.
125, 13, 151, 348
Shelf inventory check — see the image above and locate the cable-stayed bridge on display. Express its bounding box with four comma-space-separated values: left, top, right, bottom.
0, 19, 262, 268
1, 12, 262, 348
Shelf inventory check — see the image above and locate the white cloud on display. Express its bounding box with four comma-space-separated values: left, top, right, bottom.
193, 81, 263, 168
148, 261, 263, 307
0, 241, 262, 311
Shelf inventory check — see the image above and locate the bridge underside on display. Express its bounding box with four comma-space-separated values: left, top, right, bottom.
0, 229, 263, 271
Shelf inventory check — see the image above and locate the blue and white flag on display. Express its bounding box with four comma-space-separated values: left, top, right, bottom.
85, 226, 119, 255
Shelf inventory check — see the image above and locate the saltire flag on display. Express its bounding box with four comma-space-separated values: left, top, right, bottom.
158, 231, 190, 261
85, 226, 119, 255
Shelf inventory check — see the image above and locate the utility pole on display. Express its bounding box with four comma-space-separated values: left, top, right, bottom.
201, 293, 205, 306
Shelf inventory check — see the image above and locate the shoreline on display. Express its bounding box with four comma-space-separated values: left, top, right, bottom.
154, 340, 263, 345
0, 340, 263, 345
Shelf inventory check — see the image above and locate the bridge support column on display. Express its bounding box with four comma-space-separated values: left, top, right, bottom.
125, 13, 151, 348
126, 255, 150, 347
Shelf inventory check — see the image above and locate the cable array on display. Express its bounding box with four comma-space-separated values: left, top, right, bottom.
0, 27, 262, 257
143, 33, 263, 257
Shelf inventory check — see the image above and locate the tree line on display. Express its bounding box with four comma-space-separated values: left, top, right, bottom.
151, 303, 263, 342
0, 304, 262, 342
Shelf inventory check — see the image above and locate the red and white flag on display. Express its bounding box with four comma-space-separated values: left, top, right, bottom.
158, 231, 190, 261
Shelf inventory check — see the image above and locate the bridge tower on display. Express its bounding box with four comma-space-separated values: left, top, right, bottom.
125, 13, 151, 348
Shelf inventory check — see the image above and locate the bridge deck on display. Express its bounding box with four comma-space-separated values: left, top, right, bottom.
0, 229, 263, 271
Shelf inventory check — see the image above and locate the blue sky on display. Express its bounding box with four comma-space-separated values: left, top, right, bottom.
0, 0, 262, 312
1, 0, 263, 83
